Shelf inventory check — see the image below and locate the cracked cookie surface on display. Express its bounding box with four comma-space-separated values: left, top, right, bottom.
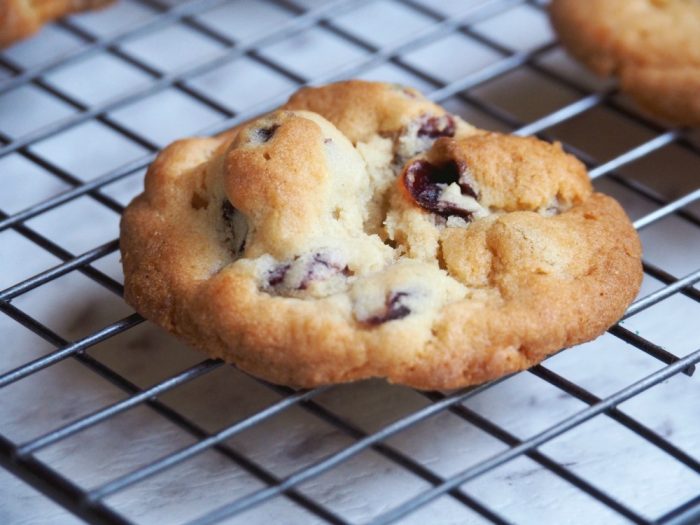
550, 0, 700, 126
120, 80, 642, 389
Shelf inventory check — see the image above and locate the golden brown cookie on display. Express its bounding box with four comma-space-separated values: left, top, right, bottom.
120, 81, 642, 389
550, 0, 700, 126
0, 0, 114, 48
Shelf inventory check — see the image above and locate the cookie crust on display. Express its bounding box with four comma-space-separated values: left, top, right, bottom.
550, 0, 700, 126
120, 81, 642, 389
0, 0, 114, 48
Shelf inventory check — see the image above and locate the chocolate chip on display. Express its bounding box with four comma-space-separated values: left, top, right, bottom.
403, 159, 478, 220
416, 114, 456, 139
366, 291, 412, 325
255, 124, 279, 143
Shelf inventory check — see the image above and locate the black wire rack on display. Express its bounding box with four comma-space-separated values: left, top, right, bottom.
1, 0, 699, 523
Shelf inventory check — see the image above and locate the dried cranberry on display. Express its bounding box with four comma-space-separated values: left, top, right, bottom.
267, 263, 291, 287
299, 253, 348, 290
255, 124, 279, 143
221, 201, 235, 223
366, 292, 412, 325
221, 201, 246, 255
267, 252, 349, 291
403, 160, 477, 220
416, 114, 456, 139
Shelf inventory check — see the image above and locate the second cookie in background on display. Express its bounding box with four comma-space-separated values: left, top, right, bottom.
550, 0, 700, 127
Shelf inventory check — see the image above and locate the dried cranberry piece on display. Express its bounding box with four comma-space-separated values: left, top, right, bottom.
299, 253, 349, 290
267, 263, 291, 287
366, 292, 412, 325
255, 124, 279, 143
267, 252, 349, 291
458, 178, 478, 199
405, 160, 443, 209
221, 200, 235, 223
221, 201, 246, 255
416, 114, 456, 139
403, 160, 477, 220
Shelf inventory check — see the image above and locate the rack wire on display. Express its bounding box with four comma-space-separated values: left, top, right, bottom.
0, 0, 699, 523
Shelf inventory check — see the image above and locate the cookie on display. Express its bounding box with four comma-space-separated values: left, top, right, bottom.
0, 0, 114, 48
550, 0, 700, 126
120, 80, 642, 389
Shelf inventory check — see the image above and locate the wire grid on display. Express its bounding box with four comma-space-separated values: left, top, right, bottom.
0, 0, 699, 523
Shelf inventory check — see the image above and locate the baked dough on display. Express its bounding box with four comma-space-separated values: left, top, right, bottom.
550, 0, 700, 126
0, 0, 114, 48
120, 81, 643, 389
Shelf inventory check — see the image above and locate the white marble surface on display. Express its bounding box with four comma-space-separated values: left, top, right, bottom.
1, 1, 700, 524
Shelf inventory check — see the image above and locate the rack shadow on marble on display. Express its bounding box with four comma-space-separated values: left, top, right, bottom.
1, 0, 699, 524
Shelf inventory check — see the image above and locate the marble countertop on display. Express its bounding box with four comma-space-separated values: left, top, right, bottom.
1, 1, 699, 524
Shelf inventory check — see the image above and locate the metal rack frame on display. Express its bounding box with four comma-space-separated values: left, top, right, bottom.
1, 0, 699, 523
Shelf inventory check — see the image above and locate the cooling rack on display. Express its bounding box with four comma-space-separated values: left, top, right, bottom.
1, 0, 699, 524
